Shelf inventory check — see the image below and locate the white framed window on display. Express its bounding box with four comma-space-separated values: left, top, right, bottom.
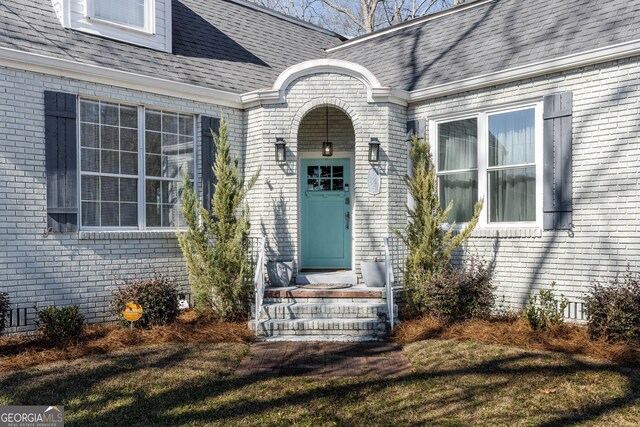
87, 0, 155, 33
432, 103, 543, 228
79, 99, 195, 230
144, 110, 195, 228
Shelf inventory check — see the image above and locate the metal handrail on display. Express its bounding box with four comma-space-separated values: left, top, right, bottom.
253, 236, 266, 335
383, 237, 395, 330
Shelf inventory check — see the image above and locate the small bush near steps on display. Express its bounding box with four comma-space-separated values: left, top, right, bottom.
524, 282, 569, 331
0, 292, 9, 336
585, 271, 640, 344
37, 306, 85, 342
111, 276, 180, 328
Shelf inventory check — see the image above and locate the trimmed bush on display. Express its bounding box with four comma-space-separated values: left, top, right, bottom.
0, 292, 8, 336
395, 134, 483, 317
407, 256, 495, 321
585, 271, 640, 343
37, 306, 85, 342
524, 282, 568, 331
112, 276, 180, 328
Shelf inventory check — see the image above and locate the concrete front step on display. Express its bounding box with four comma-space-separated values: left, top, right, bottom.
260, 302, 389, 320
250, 318, 384, 337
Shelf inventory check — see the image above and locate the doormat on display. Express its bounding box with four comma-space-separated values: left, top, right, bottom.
296, 283, 353, 290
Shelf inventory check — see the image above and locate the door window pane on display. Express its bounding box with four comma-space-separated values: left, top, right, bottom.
489, 167, 536, 222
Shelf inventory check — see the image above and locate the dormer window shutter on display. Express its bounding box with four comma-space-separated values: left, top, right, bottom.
201, 116, 220, 213
543, 92, 573, 230
45, 91, 78, 233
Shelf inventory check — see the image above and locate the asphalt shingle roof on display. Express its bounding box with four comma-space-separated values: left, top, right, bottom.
0, 0, 343, 94
329, 0, 640, 91
1, 0, 639, 96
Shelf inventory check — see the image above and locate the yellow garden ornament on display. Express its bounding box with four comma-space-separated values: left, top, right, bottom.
123, 302, 143, 328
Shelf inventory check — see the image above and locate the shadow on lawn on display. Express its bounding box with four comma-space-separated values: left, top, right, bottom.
0, 344, 638, 426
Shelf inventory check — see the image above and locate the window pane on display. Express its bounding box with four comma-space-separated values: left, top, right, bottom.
146, 204, 161, 228
307, 166, 319, 178
179, 116, 193, 136
101, 177, 119, 202
82, 202, 99, 227
146, 131, 161, 154
489, 167, 536, 222
100, 103, 119, 126
162, 113, 178, 134
81, 175, 100, 201
80, 123, 99, 148
146, 111, 161, 131
121, 152, 138, 175
81, 148, 100, 172
120, 128, 138, 152
101, 150, 119, 174
120, 106, 138, 128
101, 202, 119, 227
489, 108, 535, 166
120, 178, 137, 203
120, 203, 138, 227
146, 154, 161, 177
101, 125, 119, 150
438, 171, 478, 223
80, 101, 99, 123
94, 0, 145, 28
438, 118, 477, 171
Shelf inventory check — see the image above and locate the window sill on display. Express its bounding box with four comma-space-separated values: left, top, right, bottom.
470, 228, 543, 239
78, 230, 178, 240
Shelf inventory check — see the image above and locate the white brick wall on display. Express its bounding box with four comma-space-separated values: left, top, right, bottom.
0, 66, 243, 331
3, 53, 640, 330
410, 55, 640, 312
246, 73, 396, 278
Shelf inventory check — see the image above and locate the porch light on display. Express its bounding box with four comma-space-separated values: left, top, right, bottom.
368, 138, 381, 163
275, 137, 286, 163
322, 141, 333, 157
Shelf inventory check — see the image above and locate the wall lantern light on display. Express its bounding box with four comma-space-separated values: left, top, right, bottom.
322, 141, 333, 157
368, 138, 381, 163
275, 137, 286, 163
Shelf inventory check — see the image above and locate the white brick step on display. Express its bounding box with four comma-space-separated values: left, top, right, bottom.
250, 318, 382, 337
260, 302, 389, 320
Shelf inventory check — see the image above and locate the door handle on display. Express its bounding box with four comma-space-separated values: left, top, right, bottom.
345, 211, 350, 230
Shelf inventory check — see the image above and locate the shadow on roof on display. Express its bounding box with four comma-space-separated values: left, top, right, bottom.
172, 0, 268, 66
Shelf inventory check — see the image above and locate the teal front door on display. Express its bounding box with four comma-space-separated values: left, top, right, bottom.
300, 159, 351, 269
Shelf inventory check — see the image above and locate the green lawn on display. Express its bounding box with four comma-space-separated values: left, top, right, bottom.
0, 340, 638, 426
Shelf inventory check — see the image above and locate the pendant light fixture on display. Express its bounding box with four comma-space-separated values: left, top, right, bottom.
322, 105, 333, 157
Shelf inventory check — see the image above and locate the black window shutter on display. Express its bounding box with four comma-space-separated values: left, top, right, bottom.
45, 90, 78, 233
201, 116, 220, 213
406, 118, 426, 140
543, 92, 573, 230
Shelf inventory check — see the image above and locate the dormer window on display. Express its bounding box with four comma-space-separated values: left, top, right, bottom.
88, 0, 155, 33
53, 0, 170, 52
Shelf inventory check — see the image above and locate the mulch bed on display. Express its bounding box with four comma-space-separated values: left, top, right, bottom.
0, 311, 253, 373
391, 316, 640, 367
